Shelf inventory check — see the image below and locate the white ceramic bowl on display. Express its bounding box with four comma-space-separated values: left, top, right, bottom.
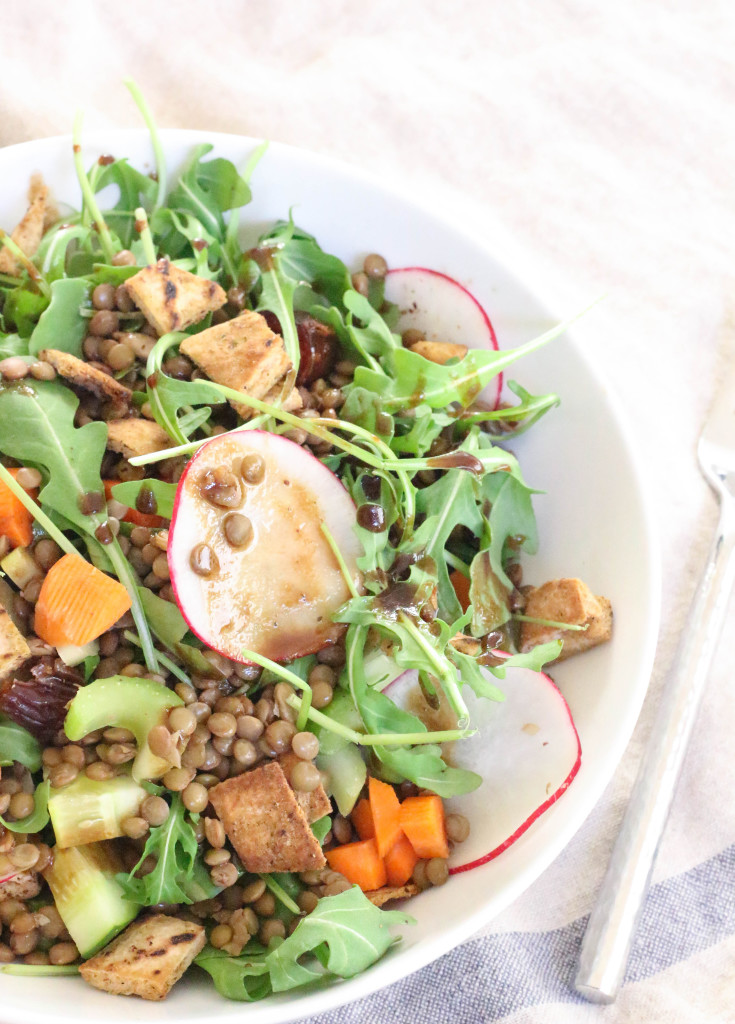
0, 130, 660, 1023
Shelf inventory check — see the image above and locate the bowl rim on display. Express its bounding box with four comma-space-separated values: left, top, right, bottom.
0, 127, 662, 1023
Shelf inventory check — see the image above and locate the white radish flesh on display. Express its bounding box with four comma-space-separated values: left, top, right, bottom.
386, 664, 581, 871
384, 266, 501, 407
168, 430, 362, 663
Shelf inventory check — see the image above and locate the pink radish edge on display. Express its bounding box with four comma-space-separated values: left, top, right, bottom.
385, 266, 502, 409
168, 429, 360, 665
384, 657, 582, 874
449, 675, 581, 875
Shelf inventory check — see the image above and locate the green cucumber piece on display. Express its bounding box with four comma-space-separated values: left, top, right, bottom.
43, 842, 138, 957
49, 774, 147, 848
64, 676, 182, 781
317, 743, 366, 817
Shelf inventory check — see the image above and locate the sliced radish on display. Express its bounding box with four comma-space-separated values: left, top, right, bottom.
386, 664, 581, 871
384, 267, 502, 408
168, 430, 362, 663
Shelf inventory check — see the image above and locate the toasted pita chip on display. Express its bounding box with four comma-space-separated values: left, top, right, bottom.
79, 914, 205, 1001
0, 606, 30, 680
39, 349, 133, 405
519, 577, 613, 662
0, 870, 41, 902
180, 310, 291, 417
279, 752, 332, 823
409, 340, 468, 365
125, 259, 226, 335
365, 883, 420, 906
209, 761, 326, 873
106, 419, 174, 460
0, 175, 50, 275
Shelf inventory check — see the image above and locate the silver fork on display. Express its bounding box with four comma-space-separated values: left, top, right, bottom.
575, 361, 735, 1002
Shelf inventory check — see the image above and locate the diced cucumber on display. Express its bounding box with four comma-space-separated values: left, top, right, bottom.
0, 548, 41, 590
48, 774, 147, 849
42, 841, 138, 957
55, 639, 99, 667
317, 743, 366, 817
64, 676, 182, 781
180, 857, 222, 903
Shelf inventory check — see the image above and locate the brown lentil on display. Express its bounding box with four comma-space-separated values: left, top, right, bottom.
207, 712, 237, 739
290, 760, 321, 793
240, 453, 265, 485
181, 782, 209, 813
182, 741, 207, 770
297, 890, 320, 914
204, 817, 226, 849
204, 847, 231, 867
210, 861, 239, 888
29, 360, 56, 380
363, 253, 388, 278
115, 284, 136, 311
163, 766, 195, 791
85, 761, 115, 781
147, 724, 173, 759
11, 931, 38, 955
0, 944, 15, 964
223, 512, 253, 548
152, 553, 170, 580
8, 843, 40, 870
310, 680, 334, 709
111, 250, 136, 267
106, 742, 136, 765
107, 342, 135, 371
445, 812, 470, 843
175, 681, 198, 704
121, 816, 149, 839
351, 271, 369, 296
259, 918, 286, 945
291, 731, 319, 761
425, 857, 450, 887
141, 795, 170, 826
212, 735, 234, 756
33, 538, 62, 570
264, 720, 295, 754
236, 715, 264, 742
252, 891, 276, 917
232, 738, 258, 766
10, 911, 37, 935
190, 543, 219, 577
89, 309, 119, 336
210, 923, 234, 949
199, 467, 242, 509
92, 283, 116, 310
48, 941, 79, 966
168, 706, 197, 736
241, 878, 266, 904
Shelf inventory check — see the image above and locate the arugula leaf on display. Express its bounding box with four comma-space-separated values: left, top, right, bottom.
2, 287, 49, 337
111, 479, 176, 520
117, 795, 198, 905
196, 888, 413, 1000
311, 815, 332, 845
138, 587, 188, 647
92, 158, 157, 247
0, 334, 29, 359
0, 715, 42, 771
35, 224, 91, 280
29, 278, 90, 358
268, 887, 412, 991
0, 779, 50, 834
166, 144, 251, 244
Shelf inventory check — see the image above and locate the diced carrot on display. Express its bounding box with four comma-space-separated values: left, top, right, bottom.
0, 469, 38, 549
325, 838, 387, 892
450, 569, 471, 613
384, 832, 419, 886
399, 795, 449, 860
103, 481, 165, 529
34, 553, 132, 647
351, 797, 375, 841
368, 777, 404, 859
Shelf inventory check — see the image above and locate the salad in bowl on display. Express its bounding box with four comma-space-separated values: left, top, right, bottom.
0, 87, 648, 1017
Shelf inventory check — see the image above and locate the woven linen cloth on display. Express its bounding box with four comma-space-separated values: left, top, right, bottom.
1, 2, 734, 1021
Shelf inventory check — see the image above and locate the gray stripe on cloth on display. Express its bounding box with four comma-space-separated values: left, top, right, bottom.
299, 843, 735, 1024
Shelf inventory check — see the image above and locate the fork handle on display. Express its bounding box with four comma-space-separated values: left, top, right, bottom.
575, 499, 735, 1002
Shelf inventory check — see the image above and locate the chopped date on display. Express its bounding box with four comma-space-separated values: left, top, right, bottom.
0, 658, 83, 741
262, 311, 338, 386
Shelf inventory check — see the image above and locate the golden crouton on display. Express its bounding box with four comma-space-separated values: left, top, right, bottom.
78, 914, 205, 1001
0, 606, 30, 680
279, 752, 332, 823
39, 349, 133, 405
409, 340, 468, 365
365, 883, 420, 907
519, 577, 613, 662
209, 761, 326, 873
261, 379, 303, 415
0, 870, 41, 902
449, 632, 481, 658
0, 175, 50, 276
180, 310, 291, 417
106, 419, 174, 460
125, 260, 226, 336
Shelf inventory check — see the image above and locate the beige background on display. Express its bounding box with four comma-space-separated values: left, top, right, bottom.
1, 1, 734, 1020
